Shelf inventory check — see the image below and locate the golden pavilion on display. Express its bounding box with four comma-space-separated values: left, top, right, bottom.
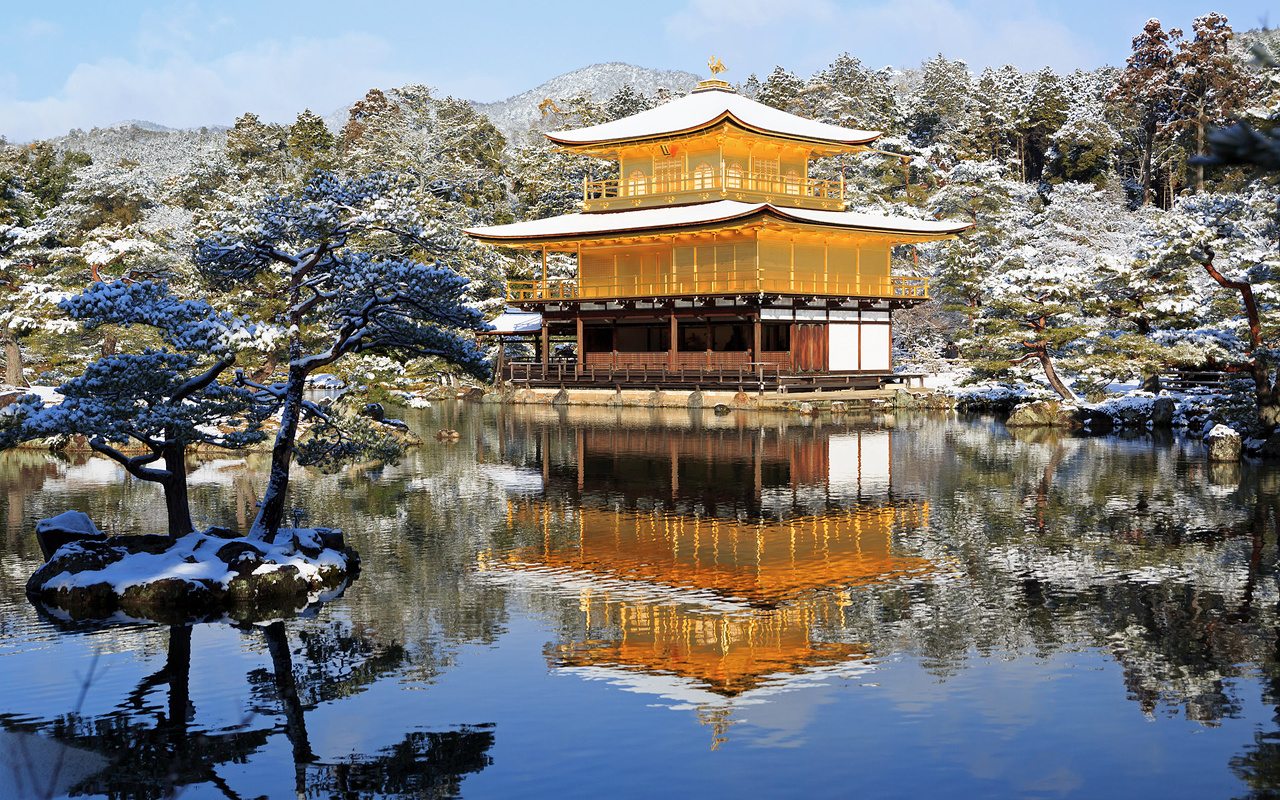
479, 416, 935, 699
466, 75, 969, 391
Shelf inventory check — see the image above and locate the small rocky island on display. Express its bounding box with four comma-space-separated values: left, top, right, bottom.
27, 511, 359, 624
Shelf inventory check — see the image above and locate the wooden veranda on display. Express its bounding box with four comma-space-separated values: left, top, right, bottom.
499, 360, 920, 392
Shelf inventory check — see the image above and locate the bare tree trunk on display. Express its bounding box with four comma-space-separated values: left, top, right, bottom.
250, 365, 307, 540
101, 329, 117, 357
1196, 110, 1206, 194
1015, 341, 1077, 401
91, 440, 195, 538
1141, 120, 1156, 206
250, 349, 279, 384
162, 445, 195, 537
2, 326, 24, 386
1200, 248, 1280, 430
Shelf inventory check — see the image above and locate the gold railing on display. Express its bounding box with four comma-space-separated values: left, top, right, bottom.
892, 277, 929, 298
506, 278, 579, 302
505, 276, 928, 302
585, 167, 843, 207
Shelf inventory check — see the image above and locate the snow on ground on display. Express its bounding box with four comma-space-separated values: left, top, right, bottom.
14, 384, 63, 404
41, 527, 347, 594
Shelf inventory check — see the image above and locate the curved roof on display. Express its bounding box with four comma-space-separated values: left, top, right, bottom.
547, 83, 880, 151
465, 200, 970, 244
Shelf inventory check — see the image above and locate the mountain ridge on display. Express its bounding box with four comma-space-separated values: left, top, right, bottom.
469, 62, 701, 139
39, 62, 703, 170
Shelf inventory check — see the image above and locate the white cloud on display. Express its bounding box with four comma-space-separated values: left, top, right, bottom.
0, 32, 409, 142
19, 19, 61, 40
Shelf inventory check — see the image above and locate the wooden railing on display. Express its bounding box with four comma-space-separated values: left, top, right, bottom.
1157, 370, 1230, 391
505, 275, 928, 302
585, 167, 843, 205
503, 359, 787, 388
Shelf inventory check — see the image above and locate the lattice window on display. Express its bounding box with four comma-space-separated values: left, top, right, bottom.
693, 163, 714, 190
627, 170, 648, 196
784, 169, 801, 195
756, 158, 779, 192
726, 163, 743, 189
655, 158, 680, 192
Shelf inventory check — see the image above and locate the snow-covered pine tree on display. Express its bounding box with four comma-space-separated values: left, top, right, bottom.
1018, 68, 1070, 181
965, 66, 1025, 166
905, 54, 971, 150
973, 182, 1141, 398
929, 160, 1028, 316
1171, 13, 1257, 193
810, 53, 898, 133
195, 171, 491, 539
757, 67, 806, 113
1109, 19, 1182, 205
511, 91, 611, 221
603, 85, 655, 122
1143, 190, 1280, 429
287, 109, 337, 172
0, 280, 274, 535
225, 112, 289, 174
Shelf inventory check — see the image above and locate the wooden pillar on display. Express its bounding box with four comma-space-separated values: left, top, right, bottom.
576, 317, 584, 377
752, 316, 762, 365
494, 337, 505, 387
541, 246, 547, 297
540, 322, 549, 369
669, 313, 678, 368
791, 322, 801, 372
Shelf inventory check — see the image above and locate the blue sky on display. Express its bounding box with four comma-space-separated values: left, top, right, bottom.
0, 1, 1272, 141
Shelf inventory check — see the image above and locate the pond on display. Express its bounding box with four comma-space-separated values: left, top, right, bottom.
2, 403, 1280, 799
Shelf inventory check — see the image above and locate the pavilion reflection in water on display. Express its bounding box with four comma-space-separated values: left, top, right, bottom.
481, 419, 936, 719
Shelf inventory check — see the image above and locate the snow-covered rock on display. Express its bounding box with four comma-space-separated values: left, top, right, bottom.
1206, 424, 1242, 462
1006, 400, 1080, 428
26, 524, 358, 624
307, 373, 346, 389
34, 510, 106, 560
1092, 392, 1178, 429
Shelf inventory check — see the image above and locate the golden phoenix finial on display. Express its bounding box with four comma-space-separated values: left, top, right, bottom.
708, 56, 726, 75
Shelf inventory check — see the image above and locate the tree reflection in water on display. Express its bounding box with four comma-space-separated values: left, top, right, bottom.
1, 619, 493, 799
1226, 472, 1280, 798
16, 406, 1280, 794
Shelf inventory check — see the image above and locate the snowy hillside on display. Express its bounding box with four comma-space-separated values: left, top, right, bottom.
471, 62, 700, 138
51, 123, 228, 181
34, 63, 697, 169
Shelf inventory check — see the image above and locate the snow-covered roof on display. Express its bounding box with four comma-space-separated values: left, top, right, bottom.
465, 200, 970, 244
547, 83, 879, 151
484, 308, 542, 334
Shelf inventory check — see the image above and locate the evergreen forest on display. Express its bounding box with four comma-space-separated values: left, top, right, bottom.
4, 13, 1280, 431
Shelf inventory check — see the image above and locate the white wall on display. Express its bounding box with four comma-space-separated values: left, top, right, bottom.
860, 324, 890, 371
829, 323, 859, 370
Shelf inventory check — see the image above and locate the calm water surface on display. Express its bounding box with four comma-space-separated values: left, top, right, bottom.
2, 404, 1280, 798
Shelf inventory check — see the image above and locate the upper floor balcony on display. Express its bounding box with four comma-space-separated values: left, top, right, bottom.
505, 275, 928, 303
583, 166, 845, 213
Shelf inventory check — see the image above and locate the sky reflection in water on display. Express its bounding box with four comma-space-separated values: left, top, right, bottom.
1, 404, 1278, 798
